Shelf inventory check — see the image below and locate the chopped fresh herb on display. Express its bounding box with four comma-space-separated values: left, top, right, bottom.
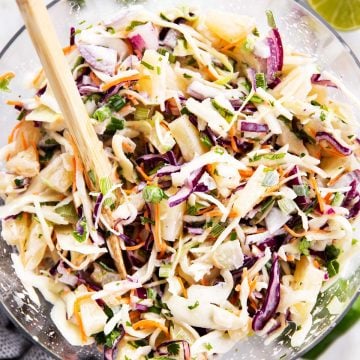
55, 203, 78, 223
160, 12, 170, 21
203, 342, 213, 351
126, 20, 147, 31
98, 261, 116, 273
134, 106, 150, 120
147, 288, 157, 300
148, 306, 161, 314
92, 105, 111, 122
183, 73, 192, 79
211, 99, 235, 123
327, 259, 340, 278
262, 170, 279, 187
188, 300, 200, 310
157, 66, 161, 75
352, 239, 358, 245
331, 192, 344, 206
311, 100, 321, 107
14, 178, 24, 187
105, 117, 125, 134
255, 72, 267, 90
88, 169, 96, 187
298, 237, 311, 256
0, 72, 15, 92
200, 132, 212, 148
17, 109, 27, 121
266, 10, 277, 28
141, 61, 155, 70
320, 111, 326, 121
214, 146, 225, 155
107, 94, 126, 112
230, 231, 237, 240
159, 263, 172, 278
210, 223, 225, 237
187, 202, 205, 215
250, 152, 286, 162
72, 217, 88, 243
106, 27, 115, 34
252, 27, 260, 36
180, 107, 191, 115
325, 245, 340, 260
126, 321, 132, 327
157, 48, 176, 63
348, 134, 355, 139
140, 216, 155, 225
293, 184, 310, 197
142, 185, 166, 203
167, 342, 180, 356
300, 152, 306, 158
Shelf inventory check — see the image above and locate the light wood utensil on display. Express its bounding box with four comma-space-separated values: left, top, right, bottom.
16, 0, 127, 278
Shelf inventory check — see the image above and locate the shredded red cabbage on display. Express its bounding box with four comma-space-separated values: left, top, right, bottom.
311, 74, 337, 88
240, 121, 269, 133
316, 131, 352, 156
252, 255, 280, 331
266, 28, 283, 86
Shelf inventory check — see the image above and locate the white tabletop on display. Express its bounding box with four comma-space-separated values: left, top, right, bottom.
0, 1, 359, 360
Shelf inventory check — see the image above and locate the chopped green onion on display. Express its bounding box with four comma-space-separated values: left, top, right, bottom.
210, 223, 225, 237
99, 176, 112, 195
262, 170, 279, 187
180, 107, 191, 115
148, 306, 162, 314
126, 20, 147, 31
107, 94, 126, 112
255, 73, 267, 89
159, 263, 172, 278
278, 198, 297, 215
293, 184, 310, 197
141, 61, 155, 70
203, 343, 213, 351
214, 146, 225, 155
200, 132, 212, 148
142, 185, 166, 203
147, 288, 157, 300
266, 10, 277, 28
17, 109, 27, 121
320, 111, 326, 121
92, 105, 111, 122
0, 73, 14, 92
183, 73, 192, 79
331, 192, 344, 206
325, 245, 340, 260
211, 99, 235, 123
105, 117, 125, 134
140, 216, 155, 225
72, 217, 88, 243
327, 259, 340, 278
188, 300, 200, 310
298, 237, 310, 256
230, 231, 237, 241
134, 106, 150, 120
250, 152, 286, 162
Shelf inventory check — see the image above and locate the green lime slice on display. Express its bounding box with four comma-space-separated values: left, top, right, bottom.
308, 0, 360, 31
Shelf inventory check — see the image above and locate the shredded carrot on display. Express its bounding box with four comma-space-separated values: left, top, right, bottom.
32, 69, 44, 88
206, 164, 215, 174
63, 44, 77, 55
176, 276, 188, 298
8, 121, 24, 143
89, 72, 102, 86
310, 176, 326, 213
287, 254, 295, 262
6, 100, 24, 107
125, 241, 146, 251
197, 204, 215, 215
153, 203, 166, 255
229, 125, 239, 153
200, 277, 209, 286
202, 66, 217, 81
220, 39, 242, 51
122, 141, 133, 153
313, 259, 321, 269
67, 134, 84, 173
284, 225, 307, 238
323, 192, 332, 205
101, 74, 141, 92
136, 165, 152, 182
239, 168, 254, 178
0, 71, 15, 81
132, 319, 169, 336
73, 295, 92, 343
328, 173, 344, 187
127, 94, 139, 105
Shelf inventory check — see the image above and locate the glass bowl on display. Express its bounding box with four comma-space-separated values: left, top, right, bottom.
0, 0, 359, 359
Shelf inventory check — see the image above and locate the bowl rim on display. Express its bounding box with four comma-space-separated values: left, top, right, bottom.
0, 0, 359, 359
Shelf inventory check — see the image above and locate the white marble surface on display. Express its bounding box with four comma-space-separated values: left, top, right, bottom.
0, 0, 359, 359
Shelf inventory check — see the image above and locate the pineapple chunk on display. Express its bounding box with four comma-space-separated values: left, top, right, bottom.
168, 115, 207, 161
205, 10, 255, 43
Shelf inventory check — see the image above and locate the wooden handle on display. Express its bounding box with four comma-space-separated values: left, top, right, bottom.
16, 0, 111, 187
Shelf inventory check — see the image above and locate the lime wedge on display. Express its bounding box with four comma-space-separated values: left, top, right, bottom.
308, 0, 360, 31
